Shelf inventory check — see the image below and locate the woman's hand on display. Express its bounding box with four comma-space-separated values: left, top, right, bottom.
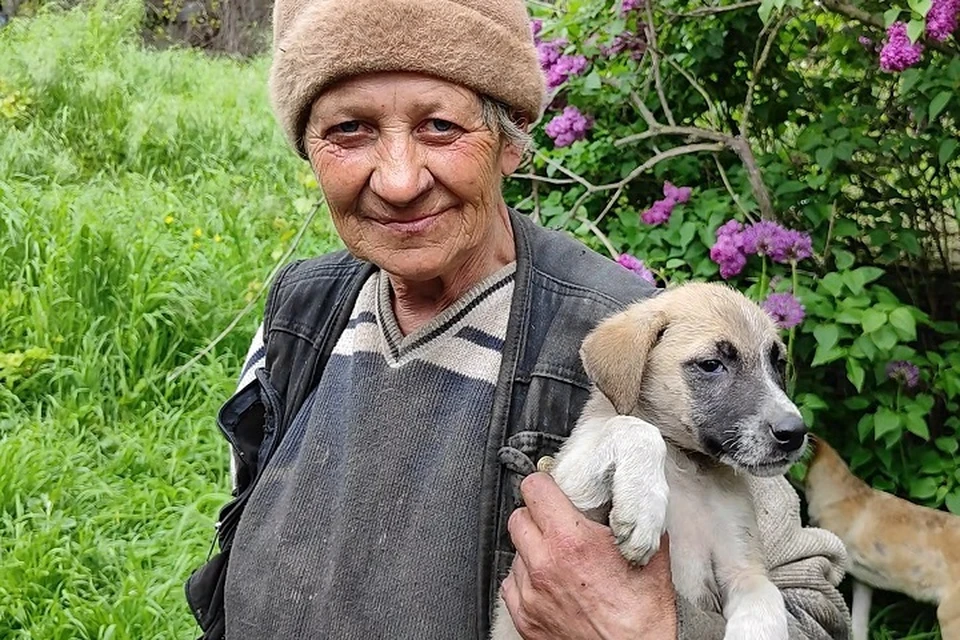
501, 472, 677, 640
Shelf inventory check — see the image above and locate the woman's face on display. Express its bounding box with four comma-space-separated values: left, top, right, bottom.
304, 73, 523, 282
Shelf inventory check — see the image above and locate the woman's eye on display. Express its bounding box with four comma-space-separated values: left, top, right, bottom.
333, 121, 362, 134
428, 119, 456, 133
697, 359, 725, 373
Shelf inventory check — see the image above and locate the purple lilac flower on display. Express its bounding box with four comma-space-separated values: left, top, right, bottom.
763, 292, 806, 330
858, 35, 874, 48
546, 54, 589, 89
663, 181, 692, 204
641, 199, 674, 225
741, 220, 787, 258
622, 0, 645, 13
886, 360, 921, 389
710, 220, 748, 279
926, 0, 960, 41
710, 235, 747, 279
880, 22, 924, 72
602, 30, 647, 60
616, 254, 656, 284
545, 106, 593, 147
537, 39, 566, 69
771, 229, 813, 263
530, 19, 543, 41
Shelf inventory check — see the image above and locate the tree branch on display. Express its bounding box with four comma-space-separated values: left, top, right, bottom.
644, 0, 676, 126
664, 0, 761, 17
741, 11, 789, 139
819, 0, 960, 56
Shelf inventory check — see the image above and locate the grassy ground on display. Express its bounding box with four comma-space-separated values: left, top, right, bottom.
0, 2, 339, 637
0, 2, 943, 639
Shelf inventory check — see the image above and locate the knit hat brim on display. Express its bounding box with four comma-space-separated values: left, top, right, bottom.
269, 0, 546, 158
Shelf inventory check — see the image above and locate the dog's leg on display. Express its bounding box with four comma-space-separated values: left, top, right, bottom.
549, 413, 620, 513
489, 593, 524, 640
605, 416, 669, 565
721, 572, 790, 640
850, 579, 872, 640
938, 585, 960, 640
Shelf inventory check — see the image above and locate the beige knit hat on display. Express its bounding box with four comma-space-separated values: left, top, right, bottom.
269, 0, 547, 158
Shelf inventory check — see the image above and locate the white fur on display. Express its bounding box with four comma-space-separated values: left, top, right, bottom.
490, 393, 789, 640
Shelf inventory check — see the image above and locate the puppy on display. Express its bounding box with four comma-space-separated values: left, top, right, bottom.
803, 436, 960, 640
491, 281, 807, 640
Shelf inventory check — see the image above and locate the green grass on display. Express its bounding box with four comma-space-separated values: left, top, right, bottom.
0, 2, 944, 638
0, 2, 339, 637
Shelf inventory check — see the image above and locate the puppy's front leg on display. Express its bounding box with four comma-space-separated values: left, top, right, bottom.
722, 571, 789, 640
549, 413, 620, 514
606, 417, 669, 566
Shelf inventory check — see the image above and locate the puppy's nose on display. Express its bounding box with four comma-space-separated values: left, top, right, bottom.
769, 415, 807, 453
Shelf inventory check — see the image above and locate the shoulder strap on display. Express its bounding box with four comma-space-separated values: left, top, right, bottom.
261, 252, 376, 437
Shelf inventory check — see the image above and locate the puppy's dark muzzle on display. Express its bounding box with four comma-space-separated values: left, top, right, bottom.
769, 415, 807, 453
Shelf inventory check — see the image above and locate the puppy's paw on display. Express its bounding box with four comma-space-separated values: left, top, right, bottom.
610, 506, 666, 566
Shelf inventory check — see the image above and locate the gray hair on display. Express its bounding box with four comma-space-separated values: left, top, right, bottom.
480, 96, 533, 152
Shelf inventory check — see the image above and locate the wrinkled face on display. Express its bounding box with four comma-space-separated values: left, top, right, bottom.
303, 72, 523, 281
637, 290, 807, 477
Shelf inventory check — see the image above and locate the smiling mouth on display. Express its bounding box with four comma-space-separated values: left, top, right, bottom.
376, 208, 449, 234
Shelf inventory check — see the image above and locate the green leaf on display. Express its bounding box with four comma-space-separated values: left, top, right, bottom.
815, 148, 834, 170
905, 412, 930, 439
889, 307, 917, 341
583, 69, 602, 91
909, 476, 939, 500
908, 0, 933, 17
935, 437, 958, 454
846, 358, 866, 392
758, 0, 775, 24
835, 308, 863, 324
872, 325, 899, 351
899, 68, 922, 94
857, 414, 874, 441
940, 139, 959, 166
884, 7, 902, 26
679, 222, 697, 248
832, 249, 855, 270
814, 324, 839, 351
861, 308, 887, 334
874, 408, 901, 439
857, 266, 886, 285
821, 273, 844, 297
946, 490, 960, 515
906, 19, 925, 43
812, 345, 846, 367
929, 91, 952, 121
665, 258, 686, 269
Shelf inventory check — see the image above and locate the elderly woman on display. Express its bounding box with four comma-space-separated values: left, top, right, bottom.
185, 1, 851, 639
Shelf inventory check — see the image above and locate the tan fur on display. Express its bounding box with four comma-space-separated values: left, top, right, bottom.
269, 0, 546, 158
493, 281, 806, 640
804, 436, 960, 638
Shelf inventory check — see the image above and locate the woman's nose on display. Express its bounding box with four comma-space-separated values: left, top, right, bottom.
369, 137, 433, 207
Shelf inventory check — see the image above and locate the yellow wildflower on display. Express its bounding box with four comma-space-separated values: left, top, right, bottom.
213, 234, 222, 243
164, 215, 174, 225
193, 227, 203, 238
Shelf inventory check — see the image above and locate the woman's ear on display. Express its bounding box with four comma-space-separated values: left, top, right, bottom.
499, 139, 525, 176
579, 304, 668, 415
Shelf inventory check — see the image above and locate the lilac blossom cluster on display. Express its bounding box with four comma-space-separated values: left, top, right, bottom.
545, 106, 593, 147
640, 181, 692, 225
616, 254, 656, 284
879, 22, 925, 72
709, 219, 813, 279
926, 0, 960, 41
762, 292, 806, 330
601, 30, 647, 60
886, 360, 921, 389
532, 21, 589, 90
621, 0, 645, 13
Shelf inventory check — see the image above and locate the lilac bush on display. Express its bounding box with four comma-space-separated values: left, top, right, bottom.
616, 253, 656, 284
879, 22, 924, 72
763, 292, 806, 330
544, 106, 593, 147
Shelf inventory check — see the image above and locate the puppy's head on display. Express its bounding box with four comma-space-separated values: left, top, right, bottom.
580, 281, 807, 477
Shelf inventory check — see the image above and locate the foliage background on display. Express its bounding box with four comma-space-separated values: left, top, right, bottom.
0, 0, 957, 638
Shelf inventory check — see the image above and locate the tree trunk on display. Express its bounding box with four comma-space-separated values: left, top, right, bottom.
211, 0, 272, 56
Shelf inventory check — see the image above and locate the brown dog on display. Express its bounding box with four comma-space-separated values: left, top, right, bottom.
803, 436, 960, 640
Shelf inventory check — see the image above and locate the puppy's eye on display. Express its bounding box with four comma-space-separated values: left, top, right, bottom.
697, 359, 725, 373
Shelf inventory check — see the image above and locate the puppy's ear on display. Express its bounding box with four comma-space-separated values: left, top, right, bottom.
580, 304, 668, 414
